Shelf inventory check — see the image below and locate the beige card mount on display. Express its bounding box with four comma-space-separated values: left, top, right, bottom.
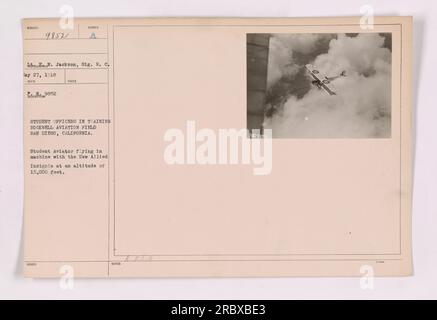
23, 17, 413, 278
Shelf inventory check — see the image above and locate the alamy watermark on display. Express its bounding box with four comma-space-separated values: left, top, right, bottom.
360, 5, 375, 30
359, 264, 375, 290
163, 121, 273, 175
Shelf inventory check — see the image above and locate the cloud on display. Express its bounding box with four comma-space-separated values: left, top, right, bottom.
266, 34, 333, 87
264, 33, 392, 138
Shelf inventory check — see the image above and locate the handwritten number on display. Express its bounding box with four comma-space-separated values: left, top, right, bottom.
45, 32, 69, 40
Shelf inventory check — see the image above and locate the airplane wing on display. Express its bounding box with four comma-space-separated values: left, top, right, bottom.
305, 64, 337, 95
305, 64, 324, 81
320, 81, 337, 95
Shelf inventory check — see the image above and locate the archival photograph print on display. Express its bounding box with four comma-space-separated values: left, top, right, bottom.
247, 33, 392, 138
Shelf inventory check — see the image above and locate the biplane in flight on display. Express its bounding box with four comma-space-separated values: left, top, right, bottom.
305, 64, 346, 96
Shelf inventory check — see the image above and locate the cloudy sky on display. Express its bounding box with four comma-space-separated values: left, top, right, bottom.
263, 33, 392, 138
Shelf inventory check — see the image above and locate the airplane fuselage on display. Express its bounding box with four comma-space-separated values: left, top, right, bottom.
305, 64, 346, 96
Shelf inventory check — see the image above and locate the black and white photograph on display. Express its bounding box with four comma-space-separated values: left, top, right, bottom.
247, 33, 393, 138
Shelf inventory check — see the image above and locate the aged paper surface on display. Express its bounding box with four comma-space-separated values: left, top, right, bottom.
23, 17, 413, 278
